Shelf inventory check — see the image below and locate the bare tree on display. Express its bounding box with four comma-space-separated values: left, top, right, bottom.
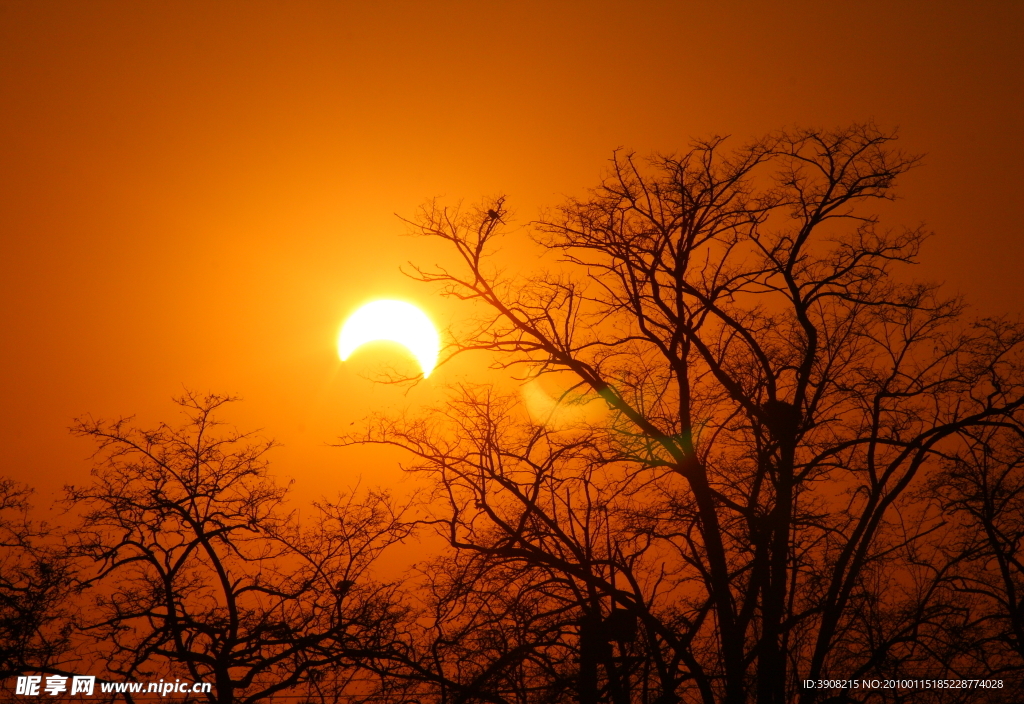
929, 420, 1024, 680
351, 125, 1024, 704
66, 392, 414, 704
0, 479, 75, 681
346, 386, 660, 704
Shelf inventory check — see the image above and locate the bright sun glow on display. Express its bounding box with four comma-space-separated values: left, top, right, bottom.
337, 300, 440, 378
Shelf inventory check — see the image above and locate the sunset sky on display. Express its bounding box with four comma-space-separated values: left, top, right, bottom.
2, 1, 1022, 505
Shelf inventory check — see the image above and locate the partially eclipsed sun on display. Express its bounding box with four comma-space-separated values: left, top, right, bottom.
337, 300, 440, 378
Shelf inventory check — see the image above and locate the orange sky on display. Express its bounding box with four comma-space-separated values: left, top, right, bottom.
2, 1, 1022, 506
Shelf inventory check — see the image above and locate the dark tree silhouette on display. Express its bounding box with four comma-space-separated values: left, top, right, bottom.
347, 125, 1024, 704
66, 392, 413, 704
346, 386, 691, 704
0, 479, 75, 681
930, 421, 1024, 678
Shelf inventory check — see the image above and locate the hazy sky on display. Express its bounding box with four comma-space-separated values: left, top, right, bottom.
2, 1, 1022, 504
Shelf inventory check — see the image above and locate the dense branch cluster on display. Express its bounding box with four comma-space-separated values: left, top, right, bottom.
26, 393, 415, 704
377, 125, 1024, 704
0, 480, 74, 682
4, 126, 1024, 704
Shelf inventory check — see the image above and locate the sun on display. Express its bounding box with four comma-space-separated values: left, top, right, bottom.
337, 300, 440, 378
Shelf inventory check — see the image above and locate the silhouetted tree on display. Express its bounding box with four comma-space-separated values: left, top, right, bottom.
0, 479, 75, 681
67, 392, 413, 704
930, 421, 1024, 679
350, 125, 1024, 704
348, 387, 651, 704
